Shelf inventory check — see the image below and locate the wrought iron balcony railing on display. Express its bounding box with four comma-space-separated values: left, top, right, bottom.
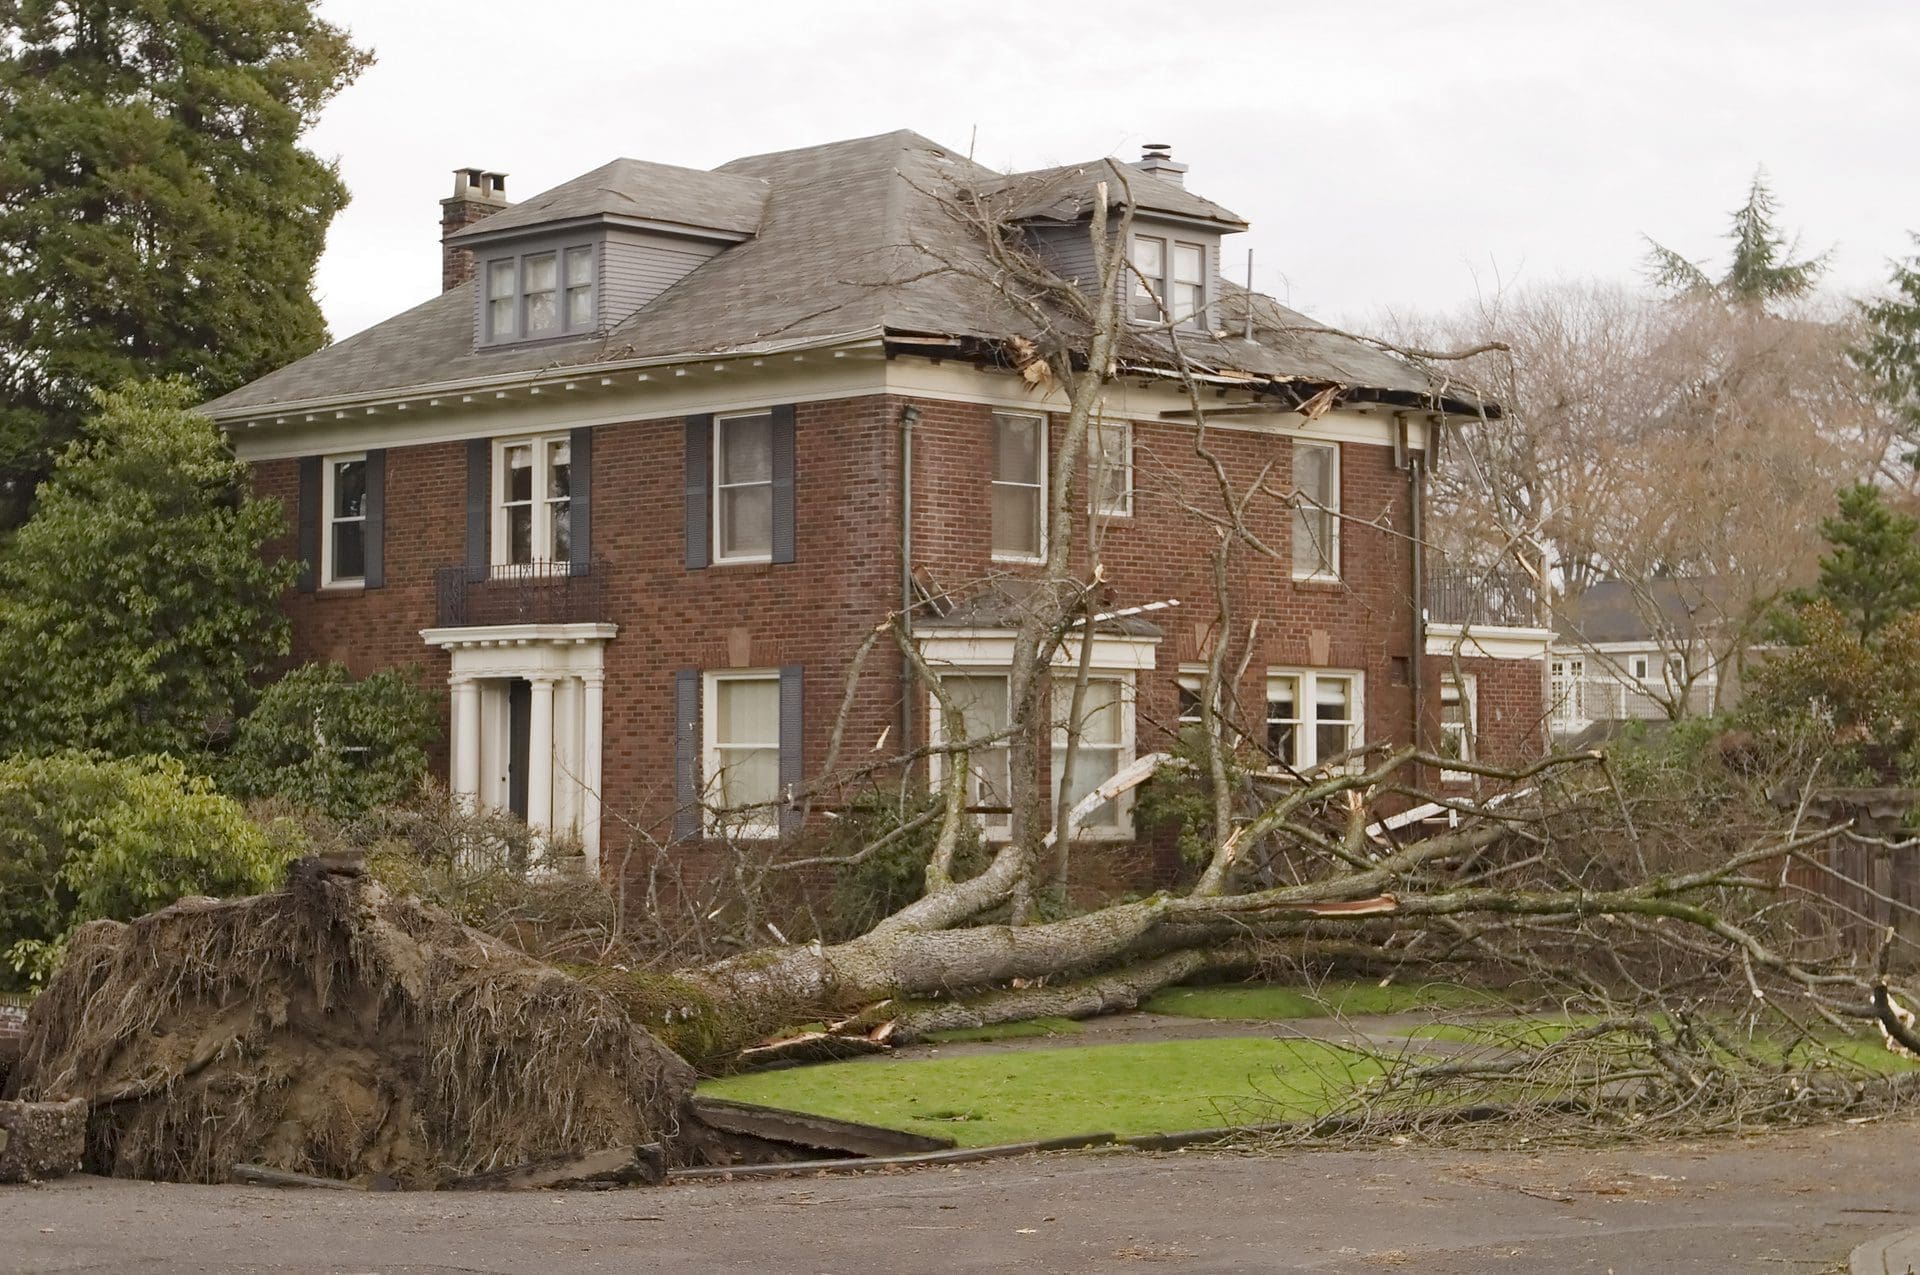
1425, 568, 1541, 628
434, 559, 611, 628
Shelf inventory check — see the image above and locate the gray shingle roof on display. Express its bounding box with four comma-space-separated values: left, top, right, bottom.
444, 158, 769, 242
1555, 578, 1734, 644
976, 158, 1247, 229
207, 130, 1477, 418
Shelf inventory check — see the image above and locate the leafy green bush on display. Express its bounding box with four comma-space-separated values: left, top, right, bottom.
0, 752, 297, 988
222, 663, 440, 819
1739, 600, 1920, 786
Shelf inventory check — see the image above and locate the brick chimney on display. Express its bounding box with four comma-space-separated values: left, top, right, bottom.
440, 167, 510, 291
1135, 143, 1187, 187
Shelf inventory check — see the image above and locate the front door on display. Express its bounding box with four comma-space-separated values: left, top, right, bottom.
506, 678, 531, 819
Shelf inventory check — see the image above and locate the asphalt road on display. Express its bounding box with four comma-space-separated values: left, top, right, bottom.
3, 1118, 1915, 1273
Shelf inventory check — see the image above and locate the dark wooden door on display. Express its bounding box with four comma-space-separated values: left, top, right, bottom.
507, 678, 531, 820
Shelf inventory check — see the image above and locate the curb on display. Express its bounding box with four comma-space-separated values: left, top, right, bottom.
1851, 1224, 1920, 1275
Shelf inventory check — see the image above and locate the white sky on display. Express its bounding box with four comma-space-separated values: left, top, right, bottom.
306, 0, 1920, 342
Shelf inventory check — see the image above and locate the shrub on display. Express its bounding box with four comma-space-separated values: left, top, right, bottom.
0, 752, 297, 988
222, 663, 440, 819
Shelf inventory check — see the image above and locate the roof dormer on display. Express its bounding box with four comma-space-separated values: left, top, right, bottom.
444, 159, 770, 350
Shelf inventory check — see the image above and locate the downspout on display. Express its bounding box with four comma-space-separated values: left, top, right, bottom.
1405, 414, 1427, 758
899, 403, 920, 761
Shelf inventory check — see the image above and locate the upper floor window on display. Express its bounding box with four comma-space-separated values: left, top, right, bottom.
322, 454, 366, 587
1089, 419, 1132, 518
1292, 441, 1341, 581
495, 435, 571, 568
992, 411, 1046, 561
1130, 234, 1207, 329
483, 243, 596, 344
715, 411, 774, 563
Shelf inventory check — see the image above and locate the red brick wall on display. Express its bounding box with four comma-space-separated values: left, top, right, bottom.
252, 388, 1541, 893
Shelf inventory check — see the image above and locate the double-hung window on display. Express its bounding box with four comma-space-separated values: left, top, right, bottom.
1176, 669, 1207, 730
1172, 243, 1205, 328
495, 435, 571, 570
1266, 669, 1363, 771
1130, 234, 1206, 329
481, 243, 597, 343
992, 412, 1046, 561
934, 673, 1013, 836
1089, 419, 1132, 518
1440, 674, 1477, 779
706, 672, 781, 838
321, 454, 367, 587
715, 411, 774, 562
1052, 676, 1132, 837
1292, 441, 1341, 581
1130, 235, 1166, 323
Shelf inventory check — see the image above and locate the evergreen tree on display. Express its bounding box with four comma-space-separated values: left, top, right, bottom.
1644, 170, 1830, 307
1788, 483, 1920, 644
1854, 237, 1920, 469
0, 380, 293, 758
0, 1, 371, 527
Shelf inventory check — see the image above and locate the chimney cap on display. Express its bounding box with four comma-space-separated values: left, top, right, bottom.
1142, 142, 1173, 156
449, 167, 509, 203
1134, 144, 1188, 187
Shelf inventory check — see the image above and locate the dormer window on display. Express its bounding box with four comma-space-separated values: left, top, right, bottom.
1129, 233, 1207, 330
482, 242, 597, 344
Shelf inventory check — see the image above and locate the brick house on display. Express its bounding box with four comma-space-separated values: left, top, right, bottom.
205, 130, 1548, 883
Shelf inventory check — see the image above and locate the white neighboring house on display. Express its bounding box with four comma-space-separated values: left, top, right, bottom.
1548, 579, 1735, 741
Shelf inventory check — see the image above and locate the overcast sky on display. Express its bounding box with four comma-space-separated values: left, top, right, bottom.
306, 0, 1920, 342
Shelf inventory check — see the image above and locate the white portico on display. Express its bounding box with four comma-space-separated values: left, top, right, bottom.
420, 622, 616, 871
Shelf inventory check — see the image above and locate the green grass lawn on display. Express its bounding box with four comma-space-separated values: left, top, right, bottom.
922, 1015, 1083, 1044
699, 1037, 1383, 1147
1142, 978, 1506, 1022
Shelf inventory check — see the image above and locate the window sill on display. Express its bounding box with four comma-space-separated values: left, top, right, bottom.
1091, 506, 1133, 521
315, 582, 367, 599
1290, 575, 1346, 592
991, 553, 1047, 566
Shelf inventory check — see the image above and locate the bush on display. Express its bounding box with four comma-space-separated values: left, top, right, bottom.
0, 752, 297, 988
1739, 600, 1920, 786
222, 663, 440, 820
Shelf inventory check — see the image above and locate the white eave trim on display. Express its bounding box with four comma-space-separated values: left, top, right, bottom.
1425, 622, 1554, 662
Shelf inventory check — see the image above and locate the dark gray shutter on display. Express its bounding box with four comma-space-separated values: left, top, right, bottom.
568, 425, 592, 576
673, 669, 701, 841
684, 415, 712, 570
363, 448, 386, 589
295, 457, 320, 592
465, 438, 490, 577
770, 403, 796, 565
779, 664, 804, 834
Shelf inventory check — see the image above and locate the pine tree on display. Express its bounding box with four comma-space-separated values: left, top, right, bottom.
1644, 169, 1830, 307
0, 380, 293, 758
0, 1, 372, 527
1792, 483, 1920, 643
1854, 237, 1920, 470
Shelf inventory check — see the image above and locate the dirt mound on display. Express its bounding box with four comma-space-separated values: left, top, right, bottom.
3, 861, 696, 1187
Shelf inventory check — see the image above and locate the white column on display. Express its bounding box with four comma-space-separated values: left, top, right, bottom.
527, 674, 556, 842
581, 672, 605, 875
450, 675, 481, 805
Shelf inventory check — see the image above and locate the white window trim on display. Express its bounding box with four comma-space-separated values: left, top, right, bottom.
1291, 440, 1341, 582
991, 411, 1048, 563
713, 410, 775, 565
1264, 667, 1365, 773
1171, 241, 1207, 331
492, 434, 572, 572
1051, 673, 1138, 841
320, 452, 366, 589
926, 671, 1015, 841
1176, 664, 1208, 728
1440, 672, 1477, 782
702, 669, 783, 840
1090, 418, 1133, 519
1550, 656, 1586, 730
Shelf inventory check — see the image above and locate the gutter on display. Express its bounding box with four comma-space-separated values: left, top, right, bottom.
205, 327, 891, 426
